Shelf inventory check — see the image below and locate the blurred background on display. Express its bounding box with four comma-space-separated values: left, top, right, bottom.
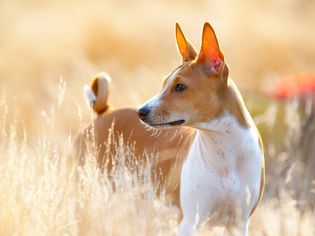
1, 0, 314, 133
0, 0, 315, 235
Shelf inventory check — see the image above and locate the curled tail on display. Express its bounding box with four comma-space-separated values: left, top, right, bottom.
83, 72, 111, 115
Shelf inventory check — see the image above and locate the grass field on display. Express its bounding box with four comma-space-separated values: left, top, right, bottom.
0, 0, 315, 235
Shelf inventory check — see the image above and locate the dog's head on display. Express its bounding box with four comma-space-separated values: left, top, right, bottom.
138, 23, 229, 129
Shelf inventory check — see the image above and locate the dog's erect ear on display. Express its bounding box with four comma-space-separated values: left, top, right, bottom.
175, 23, 197, 62
197, 23, 224, 74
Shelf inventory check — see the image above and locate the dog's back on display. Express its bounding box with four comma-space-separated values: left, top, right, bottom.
75, 73, 194, 207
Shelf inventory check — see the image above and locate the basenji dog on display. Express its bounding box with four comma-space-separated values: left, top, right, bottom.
137, 23, 265, 236
75, 73, 194, 208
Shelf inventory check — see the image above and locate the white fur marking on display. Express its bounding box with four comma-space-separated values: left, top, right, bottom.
179, 111, 263, 235
144, 94, 161, 110
83, 84, 96, 108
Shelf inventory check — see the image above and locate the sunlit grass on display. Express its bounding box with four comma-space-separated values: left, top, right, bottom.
0, 97, 178, 235
0, 84, 314, 235
0, 0, 314, 235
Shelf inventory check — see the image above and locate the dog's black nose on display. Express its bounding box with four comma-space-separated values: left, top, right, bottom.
137, 106, 150, 120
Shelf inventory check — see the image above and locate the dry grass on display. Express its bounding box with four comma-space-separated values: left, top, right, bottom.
0, 87, 315, 236
0, 0, 315, 235
0, 98, 178, 236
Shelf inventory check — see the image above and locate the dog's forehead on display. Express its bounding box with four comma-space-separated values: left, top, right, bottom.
164, 63, 192, 87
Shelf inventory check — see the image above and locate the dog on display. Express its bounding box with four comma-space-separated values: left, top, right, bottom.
137, 23, 265, 236
75, 72, 194, 209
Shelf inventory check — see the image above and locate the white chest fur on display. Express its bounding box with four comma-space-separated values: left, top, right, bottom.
179, 111, 263, 235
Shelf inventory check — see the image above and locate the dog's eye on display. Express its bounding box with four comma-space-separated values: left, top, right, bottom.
174, 83, 186, 92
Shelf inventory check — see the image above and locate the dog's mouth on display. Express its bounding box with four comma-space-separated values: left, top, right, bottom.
149, 119, 185, 127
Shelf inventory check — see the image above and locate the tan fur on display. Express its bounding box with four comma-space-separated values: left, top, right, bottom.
76, 23, 265, 229
146, 62, 264, 216
76, 89, 194, 209
138, 23, 265, 231
90, 72, 110, 114
175, 23, 197, 62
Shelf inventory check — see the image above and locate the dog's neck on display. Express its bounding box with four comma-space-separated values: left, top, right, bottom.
193, 109, 253, 147
192, 77, 254, 133
188, 111, 256, 175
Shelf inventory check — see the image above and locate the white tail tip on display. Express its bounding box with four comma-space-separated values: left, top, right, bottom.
83, 84, 96, 108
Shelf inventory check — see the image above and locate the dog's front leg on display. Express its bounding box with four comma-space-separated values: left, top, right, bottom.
177, 217, 199, 236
